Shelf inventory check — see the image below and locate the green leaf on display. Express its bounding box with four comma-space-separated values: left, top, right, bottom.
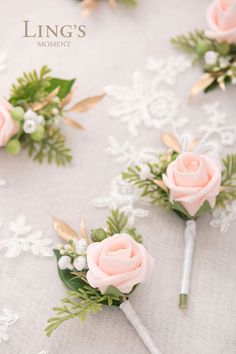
54, 250, 87, 291
103, 285, 124, 298
47, 78, 75, 99
172, 200, 212, 220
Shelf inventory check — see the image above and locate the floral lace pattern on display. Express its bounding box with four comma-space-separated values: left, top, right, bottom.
0, 215, 53, 258
0, 308, 19, 344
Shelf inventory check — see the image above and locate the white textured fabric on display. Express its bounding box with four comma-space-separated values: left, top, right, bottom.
0, 0, 236, 354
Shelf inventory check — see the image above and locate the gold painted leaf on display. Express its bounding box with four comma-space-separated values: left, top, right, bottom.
188, 138, 200, 152
161, 132, 182, 153
69, 93, 105, 113
52, 217, 78, 242
153, 179, 168, 193
80, 219, 90, 242
189, 73, 215, 98
61, 91, 74, 107
31, 87, 60, 111
64, 117, 84, 130
109, 0, 118, 9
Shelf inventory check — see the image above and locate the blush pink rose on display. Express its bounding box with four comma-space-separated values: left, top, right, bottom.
86, 233, 155, 294
206, 0, 236, 43
0, 98, 19, 147
163, 152, 221, 217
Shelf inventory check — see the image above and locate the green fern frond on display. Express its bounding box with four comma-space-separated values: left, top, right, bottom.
171, 30, 208, 53
217, 154, 236, 207
22, 127, 72, 165
106, 209, 142, 242
10, 65, 51, 105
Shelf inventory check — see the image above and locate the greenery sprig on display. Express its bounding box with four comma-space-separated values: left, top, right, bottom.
216, 154, 236, 208
3, 66, 104, 165
171, 30, 236, 94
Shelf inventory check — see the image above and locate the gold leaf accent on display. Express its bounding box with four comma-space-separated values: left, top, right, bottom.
61, 91, 74, 107
52, 217, 78, 242
153, 179, 168, 193
31, 87, 60, 111
189, 73, 215, 98
64, 117, 84, 130
188, 138, 200, 152
219, 80, 226, 91
69, 93, 105, 113
82, 0, 99, 16
161, 132, 182, 153
80, 219, 90, 242
109, 0, 118, 9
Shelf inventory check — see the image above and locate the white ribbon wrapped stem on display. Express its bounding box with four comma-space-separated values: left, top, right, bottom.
179, 220, 197, 309
120, 300, 162, 354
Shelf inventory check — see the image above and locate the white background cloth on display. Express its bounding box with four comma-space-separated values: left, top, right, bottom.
0, 0, 236, 353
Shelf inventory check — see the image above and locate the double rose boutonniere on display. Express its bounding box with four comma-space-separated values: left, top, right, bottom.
79, 0, 137, 16
0, 66, 104, 165
46, 210, 162, 354
123, 133, 236, 309
172, 0, 236, 96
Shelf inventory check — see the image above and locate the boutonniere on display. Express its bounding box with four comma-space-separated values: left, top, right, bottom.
172, 0, 236, 96
80, 0, 137, 16
46, 209, 162, 354
123, 133, 236, 309
1, 66, 104, 165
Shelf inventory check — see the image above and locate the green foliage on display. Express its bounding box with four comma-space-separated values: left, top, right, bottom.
106, 209, 142, 242
171, 30, 209, 54
120, 0, 138, 6
45, 78, 75, 99
46, 284, 123, 336
10, 65, 52, 106
22, 127, 72, 166
172, 200, 212, 220
122, 152, 177, 209
217, 154, 236, 208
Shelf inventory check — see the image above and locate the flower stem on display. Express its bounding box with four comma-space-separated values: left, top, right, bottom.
179, 294, 188, 309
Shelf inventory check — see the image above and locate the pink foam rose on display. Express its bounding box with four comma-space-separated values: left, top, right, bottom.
163, 152, 222, 217
0, 98, 19, 147
86, 233, 155, 294
206, 0, 236, 43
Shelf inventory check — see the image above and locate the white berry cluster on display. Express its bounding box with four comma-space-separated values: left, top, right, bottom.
58, 238, 88, 272
23, 109, 45, 134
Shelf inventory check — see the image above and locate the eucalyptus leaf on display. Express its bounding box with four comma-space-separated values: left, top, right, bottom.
54, 250, 87, 291
47, 78, 75, 99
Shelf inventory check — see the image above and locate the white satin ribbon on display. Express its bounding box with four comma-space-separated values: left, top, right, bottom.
120, 300, 162, 354
179, 220, 197, 308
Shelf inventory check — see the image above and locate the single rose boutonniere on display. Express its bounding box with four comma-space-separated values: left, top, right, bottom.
171, 0, 236, 96
1, 66, 104, 165
123, 133, 236, 309
46, 210, 162, 354
79, 0, 138, 16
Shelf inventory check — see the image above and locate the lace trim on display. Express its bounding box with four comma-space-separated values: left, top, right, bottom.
0, 308, 19, 344
0, 215, 53, 258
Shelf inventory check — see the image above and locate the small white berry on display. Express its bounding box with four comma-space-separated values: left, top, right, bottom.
52, 108, 59, 116
74, 256, 87, 271
24, 109, 37, 121
58, 255, 73, 270
204, 51, 218, 65
23, 119, 37, 134
219, 57, 229, 68
75, 239, 87, 254
35, 115, 45, 126
53, 96, 60, 104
